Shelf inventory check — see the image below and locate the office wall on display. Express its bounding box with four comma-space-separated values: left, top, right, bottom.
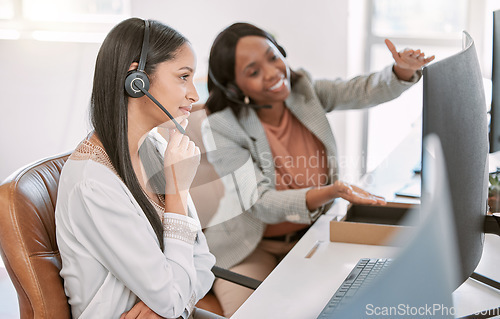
0, 40, 100, 179
0, 0, 351, 181
131, 0, 348, 79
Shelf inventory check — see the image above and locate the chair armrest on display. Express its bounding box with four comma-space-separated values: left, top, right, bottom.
211, 266, 262, 290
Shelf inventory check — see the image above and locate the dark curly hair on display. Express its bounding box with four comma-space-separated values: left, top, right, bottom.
205, 22, 301, 116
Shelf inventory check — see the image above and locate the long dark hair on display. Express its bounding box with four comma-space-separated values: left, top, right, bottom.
90, 17, 187, 250
205, 22, 302, 116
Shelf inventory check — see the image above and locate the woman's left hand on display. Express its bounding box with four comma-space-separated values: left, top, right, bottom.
385, 39, 435, 81
120, 301, 164, 319
332, 181, 387, 206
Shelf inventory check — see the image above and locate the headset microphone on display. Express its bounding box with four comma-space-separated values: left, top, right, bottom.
226, 93, 272, 110
124, 19, 185, 134
223, 90, 272, 110
132, 82, 186, 134
208, 69, 272, 109
252, 104, 272, 109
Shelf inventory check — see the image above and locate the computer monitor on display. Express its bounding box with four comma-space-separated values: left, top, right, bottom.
331, 134, 459, 318
422, 31, 489, 286
490, 10, 500, 152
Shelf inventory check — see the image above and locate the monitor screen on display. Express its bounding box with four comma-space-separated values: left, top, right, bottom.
422, 31, 489, 285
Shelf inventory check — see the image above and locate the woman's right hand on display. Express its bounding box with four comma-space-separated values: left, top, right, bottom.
120, 301, 164, 319
163, 119, 200, 214
331, 180, 386, 206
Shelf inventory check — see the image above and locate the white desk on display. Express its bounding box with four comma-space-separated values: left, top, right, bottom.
232, 131, 500, 318
232, 208, 500, 319
231, 208, 395, 319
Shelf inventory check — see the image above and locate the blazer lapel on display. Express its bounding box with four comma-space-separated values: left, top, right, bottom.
286, 90, 336, 157
239, 108, 276, 185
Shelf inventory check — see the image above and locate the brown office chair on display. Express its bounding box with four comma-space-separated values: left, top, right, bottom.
0, 152, 72, 319
0, 152, 223, 318
0, 129, 258, 318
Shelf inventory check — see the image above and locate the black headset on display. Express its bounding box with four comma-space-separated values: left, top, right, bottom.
124, 20, 185, 134
208, 68, 247, 105
207, 41, 287, 109
125, 20, 151, 98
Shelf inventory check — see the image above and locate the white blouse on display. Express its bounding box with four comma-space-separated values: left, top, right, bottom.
55, 138, 216, 319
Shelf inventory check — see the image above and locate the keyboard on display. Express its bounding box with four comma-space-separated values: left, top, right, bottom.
317, 258, 392, 318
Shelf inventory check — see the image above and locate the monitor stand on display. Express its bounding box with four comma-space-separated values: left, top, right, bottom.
470, 272, 500, 291
484, 214, 500, 235
458, 304, 500, 319
457, 215, 500, 318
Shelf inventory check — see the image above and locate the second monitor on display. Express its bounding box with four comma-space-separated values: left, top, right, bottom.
422, 31, 489, 286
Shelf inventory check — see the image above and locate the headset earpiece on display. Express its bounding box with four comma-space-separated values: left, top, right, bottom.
207, 68, 271, 109
123, 20, 185, 133
224, 83, 242, 101
124, 20, 151, 98
208, 68, 241, 100
125, 70, 150, 98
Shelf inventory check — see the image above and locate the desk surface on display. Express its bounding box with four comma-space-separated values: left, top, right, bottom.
232, 210, 396, 319
232, 210, 500, 318
232, 131, 500, 319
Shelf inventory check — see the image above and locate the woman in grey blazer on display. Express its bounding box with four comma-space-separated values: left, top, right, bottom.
201, 22, 434, 317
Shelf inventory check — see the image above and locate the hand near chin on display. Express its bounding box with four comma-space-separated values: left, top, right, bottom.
120, 301, 165, 319
332, 180, 386, 206
164, 119, 201, 196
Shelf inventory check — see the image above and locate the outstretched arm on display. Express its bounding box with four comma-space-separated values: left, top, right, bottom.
385, 39, 435, 81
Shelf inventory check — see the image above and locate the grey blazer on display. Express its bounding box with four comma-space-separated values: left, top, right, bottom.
201, 66, 421, 268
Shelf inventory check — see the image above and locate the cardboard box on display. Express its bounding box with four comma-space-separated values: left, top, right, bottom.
330, 202, 416, 246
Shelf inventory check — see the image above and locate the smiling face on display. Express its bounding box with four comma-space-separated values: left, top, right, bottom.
234, 36, 291, 107
145, 42, 199, 128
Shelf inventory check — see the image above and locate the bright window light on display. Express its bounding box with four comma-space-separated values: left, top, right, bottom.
372, 0, 467, 38
32, 30, 107, 43
0, 29, 20, 40
0, 0, 14, 19
366, 0, 469, 173
0, 0, 130, 41
23, 0, 128, 23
